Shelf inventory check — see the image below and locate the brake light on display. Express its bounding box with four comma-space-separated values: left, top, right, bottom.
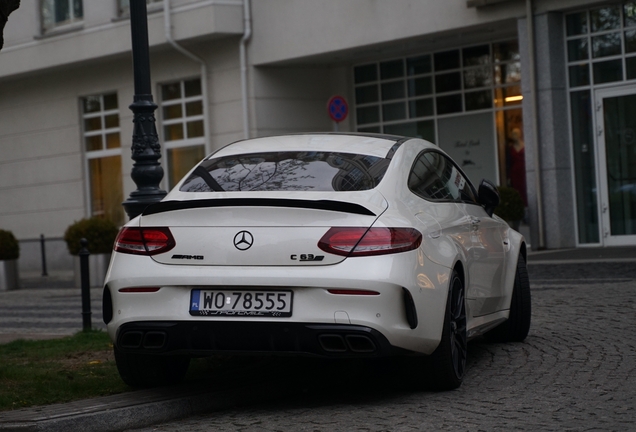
318, 227, 422, 257
114, 227, 175, 256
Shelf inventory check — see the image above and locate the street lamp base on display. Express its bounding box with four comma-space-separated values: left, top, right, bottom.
123, 190, 167, 220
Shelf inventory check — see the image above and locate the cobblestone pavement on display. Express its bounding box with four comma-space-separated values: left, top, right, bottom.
127, 263, 636, 432
0, 286, 105, 343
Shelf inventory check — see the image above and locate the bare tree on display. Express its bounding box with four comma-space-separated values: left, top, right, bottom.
0, 0, 20, 52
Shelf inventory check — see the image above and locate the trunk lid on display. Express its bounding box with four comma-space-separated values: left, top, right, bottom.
139, 193, 387, 266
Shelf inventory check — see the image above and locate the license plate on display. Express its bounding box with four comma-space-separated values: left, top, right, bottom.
190, 289, 293, 317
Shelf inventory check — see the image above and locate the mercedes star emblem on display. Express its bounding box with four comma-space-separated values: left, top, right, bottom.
233, 231, 254, 251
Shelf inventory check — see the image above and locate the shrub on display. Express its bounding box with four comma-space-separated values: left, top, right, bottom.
64, 217, 119, 256
494, 186, 525, 222
0, 230, 19, 260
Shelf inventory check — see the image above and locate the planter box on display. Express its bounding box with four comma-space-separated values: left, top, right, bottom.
0, 260, 19, 291
74, 253, 112, 288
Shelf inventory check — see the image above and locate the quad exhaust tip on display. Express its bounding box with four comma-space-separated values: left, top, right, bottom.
120, 330, 167, 350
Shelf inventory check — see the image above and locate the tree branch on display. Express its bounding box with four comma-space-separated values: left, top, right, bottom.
0, 0, 21, 52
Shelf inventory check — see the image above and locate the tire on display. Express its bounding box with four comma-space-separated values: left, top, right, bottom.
114, 347, 190, 388
485, 253, 531, 342
428, 269, 467, 391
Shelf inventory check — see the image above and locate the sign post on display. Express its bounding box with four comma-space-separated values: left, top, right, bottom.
327, 95, 348, 132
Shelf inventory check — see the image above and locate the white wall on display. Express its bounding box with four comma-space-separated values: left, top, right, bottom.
249, 0, 523, 66
0, 69, 86, 240
248, 0, 615, 66
0, 1, 243, 79
0, 36, 243, 227
249, 64, 354, 137
1, 0, 611, 75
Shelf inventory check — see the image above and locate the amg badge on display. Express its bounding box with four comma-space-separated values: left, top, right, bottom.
171, 255, 204, 260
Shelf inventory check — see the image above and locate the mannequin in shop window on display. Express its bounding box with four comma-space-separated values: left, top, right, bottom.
507, 127, 527, 208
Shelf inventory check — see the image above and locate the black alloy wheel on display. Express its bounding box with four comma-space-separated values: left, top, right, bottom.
449, 273, 467, 380
428, 269, 467, 390
485, 253, 531, 342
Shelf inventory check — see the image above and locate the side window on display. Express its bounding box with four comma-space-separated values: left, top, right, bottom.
408, 153, 449, 200
408, 151, 476, 202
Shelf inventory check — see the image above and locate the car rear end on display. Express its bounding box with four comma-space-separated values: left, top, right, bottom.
104, 135, 451, 363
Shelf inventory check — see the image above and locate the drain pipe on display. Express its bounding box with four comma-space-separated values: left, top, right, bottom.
526, 0, 545, 249
240, 0, 252, 139
163, 0, 211, 153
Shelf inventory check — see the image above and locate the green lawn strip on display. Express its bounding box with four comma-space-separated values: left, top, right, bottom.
0, 331, 234, 412
0, 330, 128, 411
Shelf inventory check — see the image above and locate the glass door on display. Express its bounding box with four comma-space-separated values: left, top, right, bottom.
595, 85, 636, 246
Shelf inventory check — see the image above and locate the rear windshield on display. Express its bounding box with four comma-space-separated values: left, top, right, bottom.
179, 151, 390, 192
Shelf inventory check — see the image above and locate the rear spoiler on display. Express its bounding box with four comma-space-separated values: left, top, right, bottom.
142, 198, 376, 217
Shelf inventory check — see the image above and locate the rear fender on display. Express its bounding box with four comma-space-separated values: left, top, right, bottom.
500, 228, 526, 309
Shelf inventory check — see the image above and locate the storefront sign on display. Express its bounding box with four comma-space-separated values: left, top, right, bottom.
438, 112, 498, 187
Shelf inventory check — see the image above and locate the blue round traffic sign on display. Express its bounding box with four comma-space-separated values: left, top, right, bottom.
327, 95, 349, 123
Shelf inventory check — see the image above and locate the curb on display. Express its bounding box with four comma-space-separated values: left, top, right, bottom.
0, 384, 266, 432
0, 355, 312, 432
528, 258, 636, 265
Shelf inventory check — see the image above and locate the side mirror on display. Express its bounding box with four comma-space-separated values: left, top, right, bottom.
478, 179, 499, 217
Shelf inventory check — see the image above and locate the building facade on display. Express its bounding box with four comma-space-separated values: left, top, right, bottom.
1, 0, 635, 273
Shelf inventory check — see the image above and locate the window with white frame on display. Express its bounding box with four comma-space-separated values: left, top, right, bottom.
81, 93, 124, 226
160, 78, 206, 189
353, 41, 522, 139
118, 0, 162, 16
565, 2, 636, 244
353, 41, 524, 196
41, 0, 83, 32
565, 3, 636, 88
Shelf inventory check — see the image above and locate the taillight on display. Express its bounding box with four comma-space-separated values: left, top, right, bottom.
114, 227, 175, 256
318, 227, 422, 257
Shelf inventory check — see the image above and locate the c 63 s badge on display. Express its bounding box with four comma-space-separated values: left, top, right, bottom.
290, 254, 324, 262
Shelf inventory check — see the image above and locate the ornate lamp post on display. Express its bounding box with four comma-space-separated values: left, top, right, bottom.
122, 0, 166, 219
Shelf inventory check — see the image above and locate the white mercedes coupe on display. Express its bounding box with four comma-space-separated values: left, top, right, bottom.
103, 133, 531, 390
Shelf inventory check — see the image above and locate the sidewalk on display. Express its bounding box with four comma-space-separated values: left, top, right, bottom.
0, 283, 104, 345
527, 245, 636, 264
1, 246, 635, 432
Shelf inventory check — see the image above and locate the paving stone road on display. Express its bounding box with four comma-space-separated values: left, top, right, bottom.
0, 286, 105, 343
126, 263, 636, 432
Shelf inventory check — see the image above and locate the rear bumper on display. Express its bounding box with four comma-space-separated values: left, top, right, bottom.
115, 321, 414, 358
105, 251, 453, 355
